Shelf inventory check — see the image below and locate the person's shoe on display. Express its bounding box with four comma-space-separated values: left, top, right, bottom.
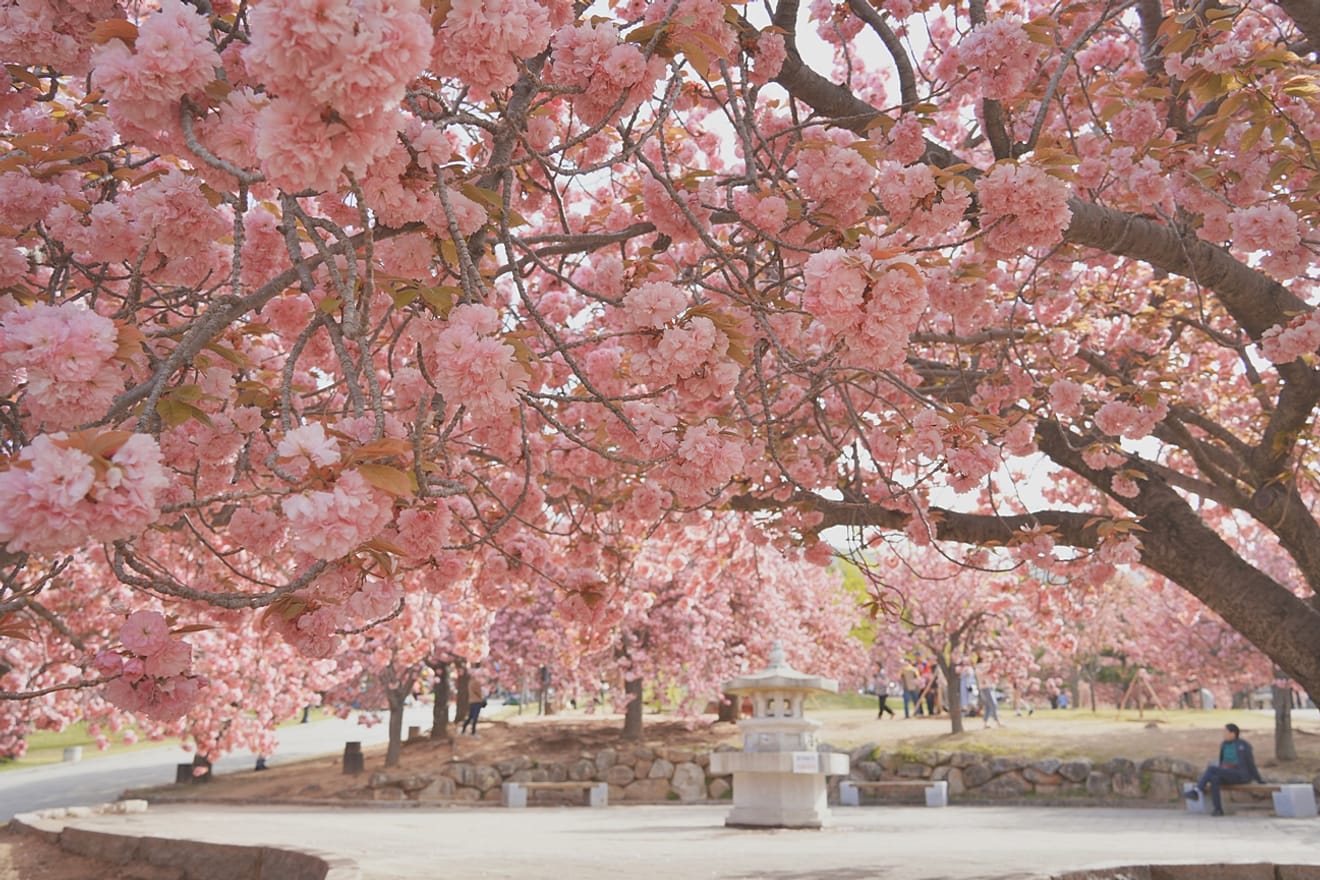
1183, 788, 1200, 801
1211, 808, 1224, 816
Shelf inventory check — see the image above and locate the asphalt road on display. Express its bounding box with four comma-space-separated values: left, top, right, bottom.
0, 703, 435, 820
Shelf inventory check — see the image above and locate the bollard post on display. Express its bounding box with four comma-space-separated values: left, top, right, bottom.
407, 725, 421, 741
343, 741, 364, 775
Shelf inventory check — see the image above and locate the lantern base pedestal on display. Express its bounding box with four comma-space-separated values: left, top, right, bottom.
713, 751, 849, 829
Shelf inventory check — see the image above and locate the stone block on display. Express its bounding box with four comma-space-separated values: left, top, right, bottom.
1029, 757, 1062, 776
878, 752, 901, 771
451, 787, 481, 801
980, 773, 1030, 797
897, 762, 929, 778
482, 786, 503, 802
257, 845, 331, 880
594, 748, 618, 775
109, 799, 149, 814
397, 774, 433, 793
608, 783, 627, 803
1273, 784, 1318, 818
494, 756, 531, 776
60, 828, 142, 864
543, 762, 568, 783
632, 746, 656, 762
623, 778, 671, 802
1109, 760, 1141, 798
1278, 866, 1320, 880
962, 762, 994, 789
1144, 771, 1179, 801
931, 765, 950, 782
1034, 783, 1062, 796
142, 838, 261, 880
368, 771, 390, 788
670, 762, 707, 802
417, 777, 456, 801
1058, 759, 1092, 782
945, 767, 966, 796
648, 758, 675, 779
1149, 865, 1273, 880
928, 750, 952, 766
1085, 771, 1111, 797
443, 763, 475, 786
848, 742, 878, 765
634, 759, 653, 779
473, 765, 503, 792
606, 764, 636, 786
568, 759, 597, 781
1023, 767, 1062, 785
950, 752, 979, 769
373, 787, 406, 801
708, 777, 731, 800
990, 755, 1027, 775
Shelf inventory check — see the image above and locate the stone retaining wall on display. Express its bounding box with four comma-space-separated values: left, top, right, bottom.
359, 743, 1320, 806
352, 745, 724, 804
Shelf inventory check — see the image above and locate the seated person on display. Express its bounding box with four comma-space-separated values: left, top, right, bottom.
1184, 723, 1264, 815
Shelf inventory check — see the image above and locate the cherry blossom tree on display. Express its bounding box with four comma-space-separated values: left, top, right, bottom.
2, 0, 1320, 740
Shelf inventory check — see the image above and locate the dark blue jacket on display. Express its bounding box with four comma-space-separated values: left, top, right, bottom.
1219, 738, 1264, 783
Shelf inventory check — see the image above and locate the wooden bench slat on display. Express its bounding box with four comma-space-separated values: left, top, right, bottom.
520, 781, 600, 790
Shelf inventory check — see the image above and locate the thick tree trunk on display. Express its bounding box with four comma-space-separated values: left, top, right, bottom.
622, 677, 644, 740
937, 660, 963, 735
1273, 671, 1297, 761
717, 691, 738, 723
431, 661, 450, 740
455, 667, 471, 729
385, 690, 406, 768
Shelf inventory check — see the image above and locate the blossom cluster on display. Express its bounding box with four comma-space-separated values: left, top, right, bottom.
281, 470, 394, 560
98, 611, 203, 722
977, 163, 1073, 254
0, 432, 170, 554
802, 236, 930, 369
0, 299, 122, 429
428, 303, 531, 424
547, 21, 664, 126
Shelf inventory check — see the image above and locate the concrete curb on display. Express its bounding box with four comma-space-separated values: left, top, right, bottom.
9, 806, 360, 880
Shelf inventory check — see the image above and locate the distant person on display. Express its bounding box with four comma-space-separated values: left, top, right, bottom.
1056, 690, 1070, 709
874, 664, 895, 719
960, 665, 977, 716
979, 676, 1003, 728
900, 660, 921, 718
924, 669, 940, 717
460, 665, 487, 736
1184, 723, 1264, 816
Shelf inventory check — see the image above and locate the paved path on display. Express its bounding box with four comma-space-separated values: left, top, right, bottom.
0, 705, 434, 820
36, 803, 1320, 879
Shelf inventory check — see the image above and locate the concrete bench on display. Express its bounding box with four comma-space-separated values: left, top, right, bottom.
840, 779, 949, 808
1183, 782, 1317, 818
501, 781, 608, 808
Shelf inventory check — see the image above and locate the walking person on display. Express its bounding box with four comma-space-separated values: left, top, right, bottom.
979, 669, 1003, 728
460, 664, 487, 736
874, 663, 895, 719
1184, 723, 1264, 815
900, 660, 921, 718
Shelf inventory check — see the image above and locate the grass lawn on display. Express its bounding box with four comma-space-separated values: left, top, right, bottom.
0, 708, 334, 773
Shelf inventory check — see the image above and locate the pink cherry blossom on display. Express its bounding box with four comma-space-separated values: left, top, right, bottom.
0, 299, 121, 429
121, 611, 171, 656
977, 163, 1073, 254
281, 470, 394, 560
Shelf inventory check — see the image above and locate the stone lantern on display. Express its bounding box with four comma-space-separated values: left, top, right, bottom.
709, 642, 850, 828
